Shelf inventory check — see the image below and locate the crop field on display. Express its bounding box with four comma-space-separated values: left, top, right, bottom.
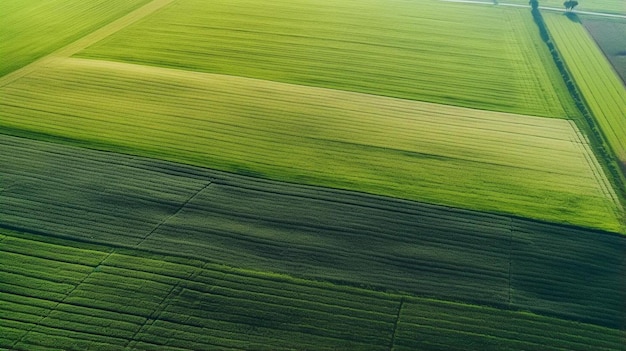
544, 13, 626, 172
0, 58, 621, 231
0, 0, 149, 77
76, 0, 578, 118
1, 135, 625, 331
2, 0, 626, 349
2, 230, 624, 351
0, 230, 399, 350
582, 16, 626, 83
0, 230, 624, 351
393, 298, 625, 351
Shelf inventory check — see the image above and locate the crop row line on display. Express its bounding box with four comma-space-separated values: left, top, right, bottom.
135, 180, 213, 247
123, 267, 199, 349
388, 297, 405, 351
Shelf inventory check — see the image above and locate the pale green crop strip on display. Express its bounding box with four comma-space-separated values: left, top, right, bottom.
76, 0, 575, 118
544, 13, 626, 169
0, 58, 621, 231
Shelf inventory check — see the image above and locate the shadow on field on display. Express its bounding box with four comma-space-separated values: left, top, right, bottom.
564, 12, 581, 23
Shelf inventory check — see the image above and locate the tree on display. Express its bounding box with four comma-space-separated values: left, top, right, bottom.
563, 0, 579, 11
529, 0, 539, 10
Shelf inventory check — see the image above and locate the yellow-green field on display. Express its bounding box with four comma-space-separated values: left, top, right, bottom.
77, 0, 578, 118
0, 0, 149, 77
544, 13, 626, 173
0, 57, 621, 231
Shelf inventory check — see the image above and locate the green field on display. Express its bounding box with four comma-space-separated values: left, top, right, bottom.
544, 13, 626, 173
0, 0, 149, 77
76, 0, 577, 118
2, 0, 626, 349
582, 16, 626, 83
2, 135, 625, 329
2, 230, 623, 351
0, 58, 621, 231
0, 230, 400, 350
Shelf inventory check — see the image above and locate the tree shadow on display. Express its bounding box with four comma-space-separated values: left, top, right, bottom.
564, 12, 581, 23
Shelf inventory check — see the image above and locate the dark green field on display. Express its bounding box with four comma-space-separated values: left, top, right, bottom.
3, 229, 624, 351
1, 135, 624, 350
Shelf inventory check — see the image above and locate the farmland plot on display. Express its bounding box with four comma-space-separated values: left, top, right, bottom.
394, 298, 626, 351
0, 58, 621, 231
76, 0, 577, 118
1, 135, 624, 328
1, 230, 624, 351
0, 133, 209, 245
544, 13, 626, 171
509, 220, 626, 327
0, 0, 150, 77
582, 16, 626, 83
0, 232, 396, 350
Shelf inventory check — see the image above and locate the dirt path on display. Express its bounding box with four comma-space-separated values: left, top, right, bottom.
0, 0, 174, 88
440, 0, 626, 19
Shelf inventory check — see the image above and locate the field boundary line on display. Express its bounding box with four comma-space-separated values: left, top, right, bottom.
568, 122, 625, 231
0, 0, 174, 88
507, 218, 513, 306
136, 181, 213, 247
388, 297, 405, 351
569, 121, 623, 211
124, 267, 201, 350
9, 250, 115, 349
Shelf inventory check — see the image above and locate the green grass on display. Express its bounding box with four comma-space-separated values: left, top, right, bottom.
544, 13, 626, 173
1, 230, 623, 351
1, 135, 624, 329
0, 58, 621, 232
0, 0, 150, 77
76, 0, 577, 118
582, 16, 626, 83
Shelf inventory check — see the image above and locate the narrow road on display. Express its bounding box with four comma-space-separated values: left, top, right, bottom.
0, 0, 174, 88
440, 0, 626, 19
